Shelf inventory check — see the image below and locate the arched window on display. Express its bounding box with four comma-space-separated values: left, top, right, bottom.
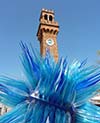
49, 15, 53, 21
44, 14, 48, 20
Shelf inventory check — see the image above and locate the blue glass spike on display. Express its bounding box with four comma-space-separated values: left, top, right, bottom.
0, 42, 100, 123
79, 59, 87, 68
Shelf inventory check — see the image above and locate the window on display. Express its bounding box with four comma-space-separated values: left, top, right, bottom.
44, 14, 48, 20
49, 15, 53, 21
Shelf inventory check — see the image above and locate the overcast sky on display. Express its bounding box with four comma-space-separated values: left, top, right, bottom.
0, 0, 100, 78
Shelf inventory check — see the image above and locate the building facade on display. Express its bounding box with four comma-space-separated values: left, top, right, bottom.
0, 104, 10, 115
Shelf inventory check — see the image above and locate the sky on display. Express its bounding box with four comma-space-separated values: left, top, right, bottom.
0, 0, 100, 78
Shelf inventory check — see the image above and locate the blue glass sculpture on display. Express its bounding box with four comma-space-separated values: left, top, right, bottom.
0, 42, 100, 123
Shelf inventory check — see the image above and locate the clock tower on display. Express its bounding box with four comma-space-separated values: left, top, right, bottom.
37, 9, 59, 61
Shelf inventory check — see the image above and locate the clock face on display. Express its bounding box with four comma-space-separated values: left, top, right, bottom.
46, 39, 54, 46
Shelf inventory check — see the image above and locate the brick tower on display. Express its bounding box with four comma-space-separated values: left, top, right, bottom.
37, 9, 59, 61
